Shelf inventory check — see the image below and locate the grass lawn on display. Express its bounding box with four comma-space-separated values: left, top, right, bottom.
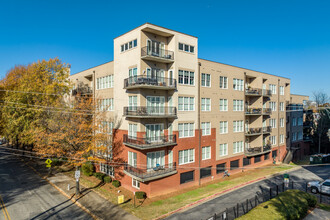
317, 203, 330, 212
289, 156, 311, 166
64, 164, 296, 220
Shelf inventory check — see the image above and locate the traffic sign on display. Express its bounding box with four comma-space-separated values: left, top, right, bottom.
46, 164, 51, 168
75, 170, 81, 179
45, 159, 52, 167
118, 195, 124, 204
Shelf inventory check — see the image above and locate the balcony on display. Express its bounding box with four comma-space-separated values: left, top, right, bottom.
262, 89, 272, 97
245, 88, 262, 96
262, 126, 272, 134
123, 134, 177, 150
262, 108, 272, 115
141, 46, 174, 63
124, 163, 177, 182
245, 107, 262, 116
72, 83, 93, 96
263, 144, 272, 152
245, 144, 272, 157
245, 127, 262, 136
124, 76, 177, 90
123, 106, 177, 118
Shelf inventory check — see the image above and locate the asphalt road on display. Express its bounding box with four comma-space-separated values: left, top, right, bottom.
167, 164, 330, 220
0, 148, 92, 220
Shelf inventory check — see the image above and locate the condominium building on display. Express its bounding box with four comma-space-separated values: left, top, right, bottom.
69, 23, 292, 197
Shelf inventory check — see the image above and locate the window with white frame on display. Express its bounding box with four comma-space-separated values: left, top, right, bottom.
178, 43, 195, 53
280, 86, 284, 95
178, 149, 195, 165
129, 96, 137, 110
98, 121, 113, 134
178, 123, 194, 138
233, 120, 244, 132
270, 136, 276, 145
178, 70, 194, 85
132, 178, 140, 189
178, 96, 194, 111
128, 124, 137, 139
220, 99, 228, 111
280, 102, 284, 111
269, 84, 276, 94
220, 121, 228, 134
219, 76, 228, 89
233, 100, 244, 111
270, 118, 277, 128
201, 73, 211, 87
280, 118, 284, 127
96, 75, 114, 90
202, 146, 211, 160
121, 39, 137, 52
99, 98, 114, 111
128, 151, 137, 167
233, 141, 244, 153
201, 122, 211, 136
219, 143, 228, 156
270, 102, 277, 111
233, 78, 244, 91
100, 163, 114, 177
280, 134, 284, 144
201, 98, 211, 111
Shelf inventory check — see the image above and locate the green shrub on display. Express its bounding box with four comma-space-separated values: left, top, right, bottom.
51, 158, 61, 166
112, 180, 121, 187
82, 162, 94, 176
135, 191, 146, 199
93, 172, 106, 181
104, 176, 112, 183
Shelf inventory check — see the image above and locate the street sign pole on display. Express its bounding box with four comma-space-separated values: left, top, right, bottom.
75, 168, 81, 196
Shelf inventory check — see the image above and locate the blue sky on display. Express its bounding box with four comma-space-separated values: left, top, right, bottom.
0, 0, 329, 98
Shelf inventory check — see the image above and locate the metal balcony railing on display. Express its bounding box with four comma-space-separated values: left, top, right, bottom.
262, 126, 272, 133
262, 108, 272, 115
124, 162, 177, 181
123, 106, 177, 117
263, 144, 272, 152
262, 89, 272, 96
123, 134, 176, 149
245, 88, 262, 96
245, 107, 262, 115
245, 127, 262, 135
124, 76, 177, 89
141, 46, 174, 60
245, 147, 262, 156
72, 86, 93, 96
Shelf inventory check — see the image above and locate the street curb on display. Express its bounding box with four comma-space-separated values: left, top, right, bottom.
155, 165, 302, 220
21, 159, 101, 220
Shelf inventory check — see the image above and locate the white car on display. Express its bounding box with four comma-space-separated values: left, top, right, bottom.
307, 179, 330, 195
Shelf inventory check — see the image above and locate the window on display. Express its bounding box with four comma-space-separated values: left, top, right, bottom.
201, 98, 211, 111
243, 158, 251, 166
98, 121, 113, 134
280, 86, 284, 95
121, 39, 137, 52
178, 70, 194, 85
99, 98, 114, 111
219, 76, 228, 89
178, 97, 194, 111
220, 99, 228, 111
280, 134, 284, 144
233, 100, 244, 111
219, 143, 228, 156
230, 159, 240, 170
233, 120, 244, 132
270, 102, 277, 111
178, 43, 195, 54
100, 163, 114, 177
128, 151, 137, 167
216, 163, 226, 174
233, 78, 244, 91
200, 166, 212, 179
270, 118, 277, 128
298, 131, 303, 140
147, 150, 165, 169
280, 102, 284, 111
201, 122, 211, 136
129, 96, 137, 110
96, 75, 113, 90
233, 141, 244, 153
129, 124, 137, 139
201, 73, 211, 87
178, 149, 195, 165
180, 170, 194, 184
220, 121, 228, 134
264, 153, 270, 160
292, 132, 297, 141
280, 118, 284, 127
272, 150, 278, 158
254, 155, 261, 163
178, 123, 194, 138
298, 117, 303, 126
270, 136, 276, 145
132, 178, 140, 189
202, 146, 211, 160
292, 118, 297, 126
269, 84, 276, 94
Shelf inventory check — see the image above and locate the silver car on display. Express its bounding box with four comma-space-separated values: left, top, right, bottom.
307, 179, 330, 194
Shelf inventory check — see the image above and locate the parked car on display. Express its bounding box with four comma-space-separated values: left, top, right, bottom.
307, 179, 330, 194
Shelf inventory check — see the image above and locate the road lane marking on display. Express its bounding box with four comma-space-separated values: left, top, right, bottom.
0, 195, 10, 220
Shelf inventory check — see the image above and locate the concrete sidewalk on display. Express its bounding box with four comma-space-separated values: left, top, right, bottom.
23, 158, 139, 220
304, 208, 330, 220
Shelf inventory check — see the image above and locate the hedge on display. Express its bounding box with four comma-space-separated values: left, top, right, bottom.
81, 161, 94, 176
237, 190, 317, 220
112, 180, 121, 187
93, 172, 106, 181
104, 176, 112, 183
135, 191, 146, 199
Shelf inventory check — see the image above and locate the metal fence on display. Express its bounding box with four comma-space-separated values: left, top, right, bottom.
205, 181, 330, 220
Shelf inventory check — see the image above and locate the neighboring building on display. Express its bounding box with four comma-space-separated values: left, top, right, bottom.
286, 94, 310, 161
69, 23, 291, 197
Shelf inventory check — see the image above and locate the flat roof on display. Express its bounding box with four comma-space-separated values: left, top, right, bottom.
291, 94, 309, 97
198, 58, 290, 80
70, 60, 113, 76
